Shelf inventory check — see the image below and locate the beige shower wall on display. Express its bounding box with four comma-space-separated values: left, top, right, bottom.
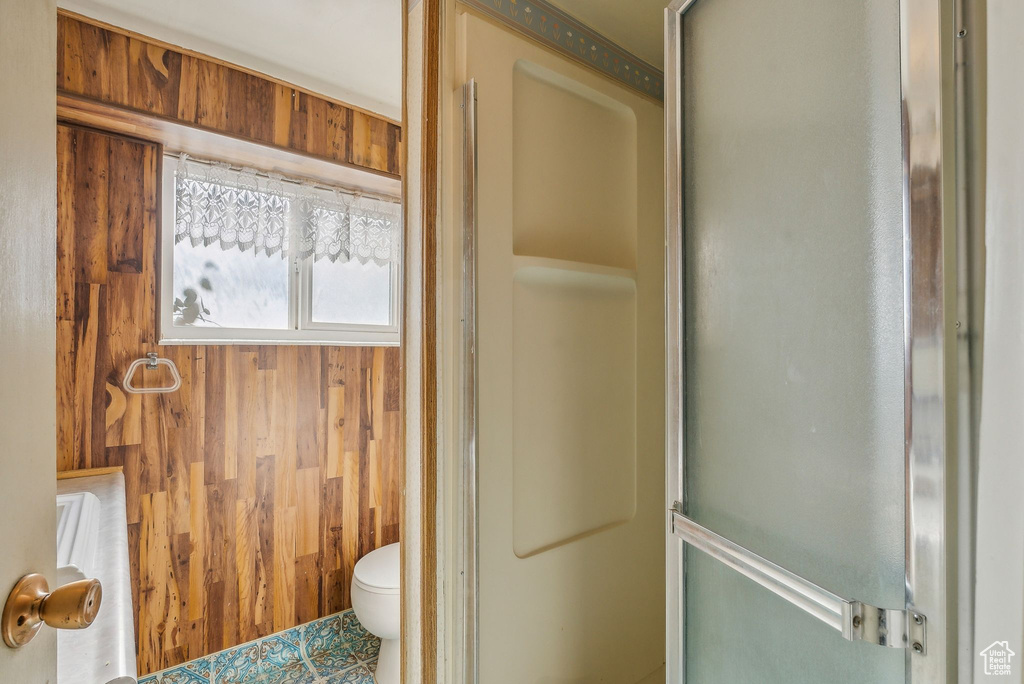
443, 7, 666, 682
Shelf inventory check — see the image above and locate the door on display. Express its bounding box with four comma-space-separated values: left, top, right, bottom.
664, 0, 952, 683
0, 0, 59, 681
458, 6, 667, 683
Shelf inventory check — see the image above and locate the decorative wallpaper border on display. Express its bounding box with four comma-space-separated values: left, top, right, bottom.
461, 0, 665, 102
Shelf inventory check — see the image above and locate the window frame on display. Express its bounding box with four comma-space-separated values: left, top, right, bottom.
158, 154, 402, 347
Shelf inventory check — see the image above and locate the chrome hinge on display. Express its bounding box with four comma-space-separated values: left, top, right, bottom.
844, 602, 927, 653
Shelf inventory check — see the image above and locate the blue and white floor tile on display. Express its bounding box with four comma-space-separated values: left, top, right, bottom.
139, 609, 379, 684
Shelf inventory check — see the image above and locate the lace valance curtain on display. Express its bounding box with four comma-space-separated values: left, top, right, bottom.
173, 155, 401, 266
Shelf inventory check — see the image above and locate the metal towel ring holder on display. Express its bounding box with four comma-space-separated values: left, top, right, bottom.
123, 353, 182, 394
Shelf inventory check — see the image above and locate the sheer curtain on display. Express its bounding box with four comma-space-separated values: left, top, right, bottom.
173, 154, 401, 266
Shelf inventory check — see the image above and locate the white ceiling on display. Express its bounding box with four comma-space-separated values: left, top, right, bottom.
59, 0, 403, 120
547, 0, 669, 67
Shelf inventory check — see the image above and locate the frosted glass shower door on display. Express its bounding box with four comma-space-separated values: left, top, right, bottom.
664, 0, 951, 682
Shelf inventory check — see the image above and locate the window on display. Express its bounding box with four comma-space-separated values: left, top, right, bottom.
161, 154, 401, 345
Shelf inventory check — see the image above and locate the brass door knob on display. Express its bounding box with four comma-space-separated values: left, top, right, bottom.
2, 574, 102, 648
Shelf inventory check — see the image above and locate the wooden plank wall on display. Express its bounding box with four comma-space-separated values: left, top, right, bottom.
56, 13, 402, 178
56, 124, 402, 674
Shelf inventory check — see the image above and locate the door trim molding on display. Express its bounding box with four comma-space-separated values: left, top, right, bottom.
402, 0, 442, 681
419, 0, 442, 682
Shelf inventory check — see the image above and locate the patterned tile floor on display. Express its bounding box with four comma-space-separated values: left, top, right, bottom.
139, 610, 380, 684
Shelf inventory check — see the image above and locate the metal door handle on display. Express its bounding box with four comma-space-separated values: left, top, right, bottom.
2, 574, 102, 647
671, 509, 926, 652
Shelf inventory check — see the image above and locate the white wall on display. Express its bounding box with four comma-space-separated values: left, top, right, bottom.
59, 0, 403, 120
973, 1, 1024, 679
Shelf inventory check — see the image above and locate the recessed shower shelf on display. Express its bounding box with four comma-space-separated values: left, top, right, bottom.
512, 255, 636, 281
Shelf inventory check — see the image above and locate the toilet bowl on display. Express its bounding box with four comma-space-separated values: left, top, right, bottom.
351, 542, 400, 684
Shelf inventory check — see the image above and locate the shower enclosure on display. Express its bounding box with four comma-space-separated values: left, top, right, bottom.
451, 0, 956, 681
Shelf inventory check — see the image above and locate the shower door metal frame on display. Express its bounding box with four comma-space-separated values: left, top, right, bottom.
664, 0, 952, 681
461, 78, 480, 684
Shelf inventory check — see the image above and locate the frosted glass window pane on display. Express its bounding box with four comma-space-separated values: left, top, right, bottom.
680, 0, 906, 682
311, 260, 392, 326
172, 241, 289, 330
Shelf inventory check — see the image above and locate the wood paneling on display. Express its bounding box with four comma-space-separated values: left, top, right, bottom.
56, 125, 402, 674
56, 94, 402, 198
56, 13, 402, 179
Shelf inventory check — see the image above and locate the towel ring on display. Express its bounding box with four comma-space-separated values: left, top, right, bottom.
123, 353, 182, 394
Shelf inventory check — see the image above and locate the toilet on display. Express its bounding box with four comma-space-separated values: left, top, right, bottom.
351, 542, 400, 684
